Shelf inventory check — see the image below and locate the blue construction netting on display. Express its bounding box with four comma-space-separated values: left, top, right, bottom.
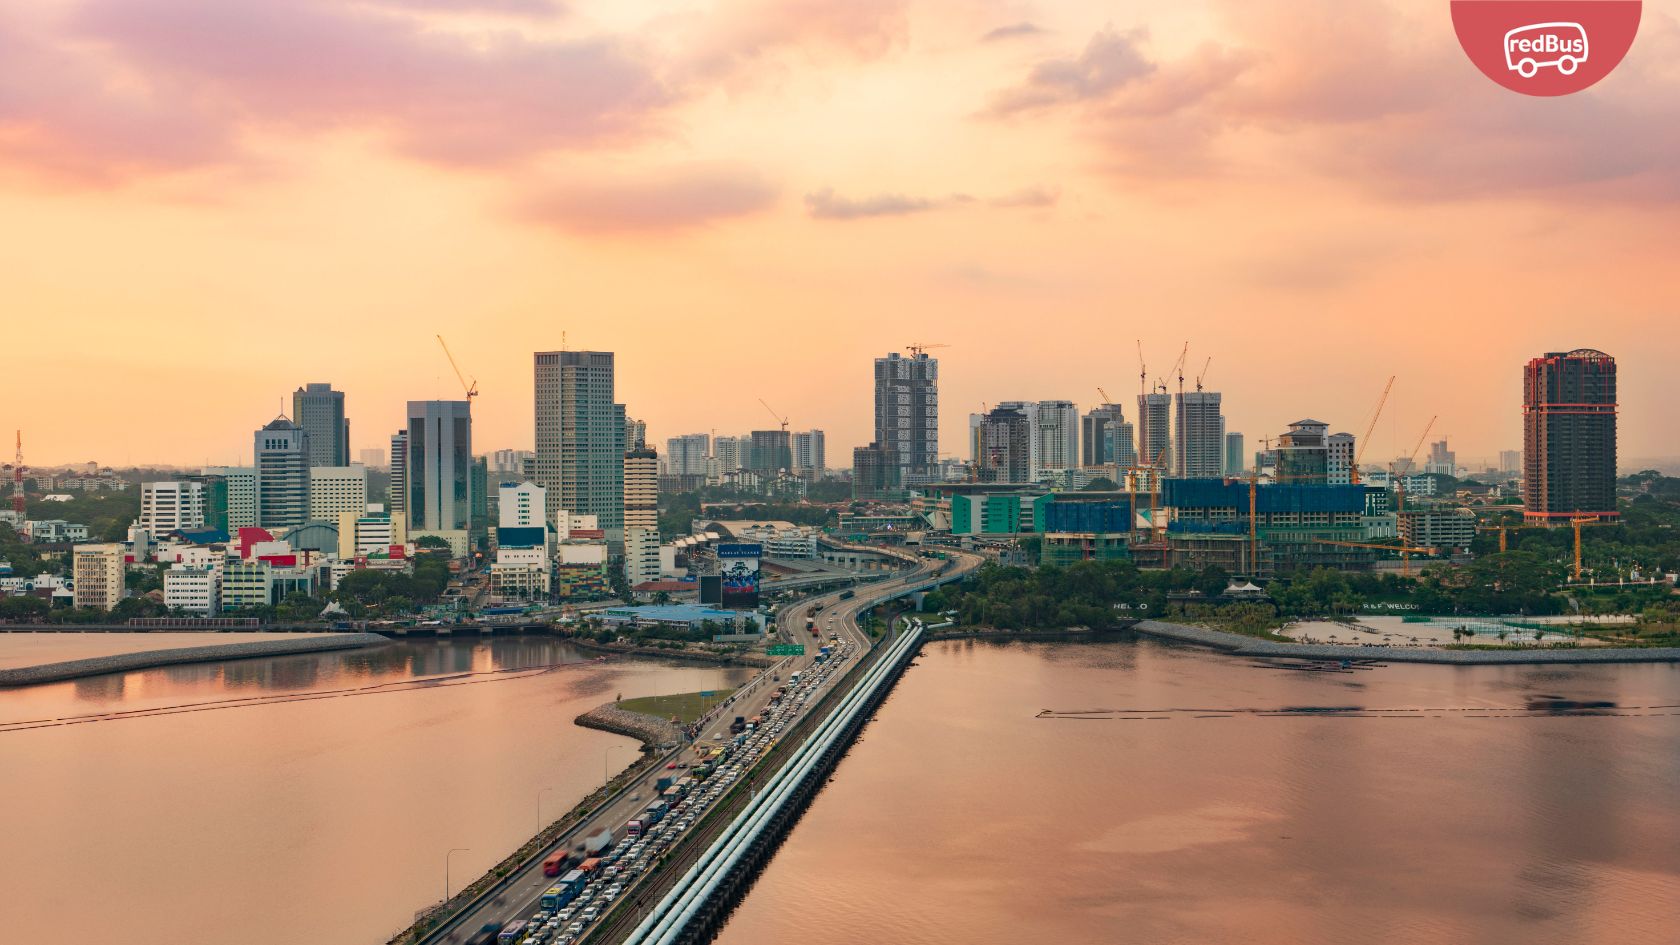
1162, 479, 1365, 514
1043, 499, 1132, 533
1166, 520, 1246, 535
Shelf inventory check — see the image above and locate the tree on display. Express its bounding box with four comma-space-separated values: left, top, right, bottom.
1082, 477, 1120, 492
415, 535, 453, 553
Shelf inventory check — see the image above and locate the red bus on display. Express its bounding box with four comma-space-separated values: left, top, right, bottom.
542, 851, 572, 877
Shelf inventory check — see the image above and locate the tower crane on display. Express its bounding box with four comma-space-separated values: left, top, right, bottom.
436, 335, 478, 401
1394, 415, 1437, 576
1194, 357, 1213, 392
1172, 342, 1190, 396
1350, 375, 1394, 485
906, 342, 948, 357
1097, 387, 1112, 405
758, 398, 789, 432
1136, 341, 1147, 398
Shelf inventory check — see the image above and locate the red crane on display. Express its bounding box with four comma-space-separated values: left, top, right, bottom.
11, 430, 23, 517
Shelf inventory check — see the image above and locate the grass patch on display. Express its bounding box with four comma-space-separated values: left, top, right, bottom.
618, 688, 738, 723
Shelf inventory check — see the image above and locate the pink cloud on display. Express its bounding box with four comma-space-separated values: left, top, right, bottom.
514, 163, 779, 234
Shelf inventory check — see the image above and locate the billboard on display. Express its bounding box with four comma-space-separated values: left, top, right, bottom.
698, 574, 723, 605
717, 543, 762, 607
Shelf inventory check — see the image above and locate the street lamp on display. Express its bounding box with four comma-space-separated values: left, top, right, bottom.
445, 847, 471, 902
604, 744, 623, 788
538, 786, 557, 833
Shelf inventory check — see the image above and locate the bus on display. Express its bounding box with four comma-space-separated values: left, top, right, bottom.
542, 850, 573, 877
497, 920, 528, 945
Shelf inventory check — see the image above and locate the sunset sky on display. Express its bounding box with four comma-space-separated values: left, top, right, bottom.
3, 0, 1678, 469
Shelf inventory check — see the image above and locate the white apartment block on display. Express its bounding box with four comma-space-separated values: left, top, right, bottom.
1327, 432, 1356, 485
499, 481, 546, 528
625, 526, 662, 586
307, 466, 369, 524
72, 543, 126, 610
139, 481, 207, 534
164, 565, 221, 615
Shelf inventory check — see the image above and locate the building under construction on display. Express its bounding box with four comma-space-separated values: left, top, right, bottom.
1127, 479, 1375, 578
1523, 349, 1617, 523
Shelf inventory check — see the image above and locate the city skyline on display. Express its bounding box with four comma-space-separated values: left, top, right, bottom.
2, 1, 1677, 468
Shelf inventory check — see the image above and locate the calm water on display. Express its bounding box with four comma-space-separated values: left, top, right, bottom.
716, 636, 1680, 945
0, 636, 754, 945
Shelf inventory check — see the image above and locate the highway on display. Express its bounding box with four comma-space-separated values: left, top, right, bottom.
420, 547, 979, 945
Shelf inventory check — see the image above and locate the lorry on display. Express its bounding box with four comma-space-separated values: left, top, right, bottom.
729, 715, 746, 734
583, 828, 614, 855
626, 818, 646, 838
655, 776, 674, 792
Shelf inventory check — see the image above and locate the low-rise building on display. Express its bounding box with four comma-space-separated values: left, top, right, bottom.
221, 560, 275, 610
24, 520, 90, 543
1399, 508, 1477, 552
164, 565, 221, 615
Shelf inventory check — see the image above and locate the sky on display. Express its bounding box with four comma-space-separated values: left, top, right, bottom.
3, 0, 1678, 470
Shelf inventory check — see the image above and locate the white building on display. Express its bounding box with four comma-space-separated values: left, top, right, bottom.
1173, 391, 1224, 479
139, 481, 207, 534
205, 466, 258, 530
24, 520, 90, 543
624, 448, 658, 532
1327, 432, 1356, 485
666, 434, 710, 477
625, 526, 662, 586
499, 481, 547, 528
307, 466, 369, 524
555, 511, 600, 541
72, 543, 126, 610
164, 565, 221, 615
1029, 401, 1080, 480
338, 505, 405, 558
791, 430, 826, 476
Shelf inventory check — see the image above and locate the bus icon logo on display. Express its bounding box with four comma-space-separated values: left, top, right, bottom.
1505, 22, 1588, 77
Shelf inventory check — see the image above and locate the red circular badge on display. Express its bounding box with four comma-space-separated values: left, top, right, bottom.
1451, 1, 1641, 95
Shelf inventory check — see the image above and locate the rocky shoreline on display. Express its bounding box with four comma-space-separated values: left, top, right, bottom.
574, 702, 687, 750
1132, 620, 1680, 665
569, 637, 774, 668
0, 632, 392, 687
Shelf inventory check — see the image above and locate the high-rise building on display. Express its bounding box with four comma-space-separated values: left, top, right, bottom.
1425, 439, 1456, 477
791, 430, 826, 476
1173, 391, 1224, 478
357, 448, 386, 470
292, 383, 349, 468
307, 466, 369, 523
1032, 401, 1080, 479
1136, 392, 1172, 469
624, 447, 659, 532
139, 481, 206, 534
627, 418, 647, 451
976, 407, 1031, 484
666, 434, 711, 477
1275, 419, 1329, 484
873, 351, 939, 485
404, 400, 474, 531
1523, 348, 1618, 523
388, 432, 407, 519
1082, 404, 1127, 466
852, 442, 901, 499
1499, 449, 1522, 476
498, 481, 546, 528
489, 449, 535, 478
712, 436, 743, 476
748, 430, 792, 474
1224, 432, 1246, 476
534, 350, 626, 535
203, 466, 257, 530
1327, 432, 1355, 485
254, 417, 310, 529
72, 543, 126, 610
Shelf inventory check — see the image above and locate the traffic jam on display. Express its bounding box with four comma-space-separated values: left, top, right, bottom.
469, 633, 856, 945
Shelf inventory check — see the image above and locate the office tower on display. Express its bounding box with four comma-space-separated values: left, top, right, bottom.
874, 351, 939, 484
388, 432, 407, 519
1425, 439, 1456, 476
308, 466, 368, 523
1082, 404, 1127, 466
72, 544, 126, 610
1173, 391, 1224, 478
712, 436, 743, 475
358, 448, 386, 470
627, 418, 647, 451
852, 442, 901, 499
1136, 392, 1172, 469
624, 447, 659, 532
139, 481, 206, 534
292, 383, 349, 467
490, 449, 535, 477
1499, 449, 1522, 476
791, 430, 826, 476
1327, 432, 1355, 485
498, 481, 546, 528
471, 457, 488, 527
1032, 401, 1080, 478
254, 417, 310, 529
1275, 419, 1329, 484
404, 400, 474, 531
666, 434, 711, 477
748, 430, 792, 474
976, 407, 1032, 484
1523, 348, 1617, 523
202, 466, 256, 530
1224, 432, 1246, 476
534, 350, 626, 534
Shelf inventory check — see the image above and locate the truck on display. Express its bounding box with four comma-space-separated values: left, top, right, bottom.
584, 828, 614, 855
788, 671, 801, 685
819, 646, 831, 657
804, 616, 815, 632
626, 818, 646, 838
578, 856, 604, 875
643, 800, 669, 823
542, 850, 573, 877
729, 715, 746, 734
655, 776, 674, 792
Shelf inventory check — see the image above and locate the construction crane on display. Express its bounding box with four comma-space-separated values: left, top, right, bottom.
436, 335, 478, 401
1474, 516, 1605, 581
906, 342, 948, 358
1315, 539, 1439, 557
1136, 340, 1147, 398
1194, 356, 1213, 392
9, 430, 22, 517
758, 398, 789, 432
1096, 387, 1112, 405
1170, 342, 1189, 396
1350, 375, 1394, 486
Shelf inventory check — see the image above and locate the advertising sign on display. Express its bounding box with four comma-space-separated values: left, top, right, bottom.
717, 543, 763, 606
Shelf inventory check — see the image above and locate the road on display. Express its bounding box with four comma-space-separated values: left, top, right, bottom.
422, 548, 980, 944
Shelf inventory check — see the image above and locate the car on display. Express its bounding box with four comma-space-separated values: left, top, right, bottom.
581, 907, 601, 921
565, 922, 585, 935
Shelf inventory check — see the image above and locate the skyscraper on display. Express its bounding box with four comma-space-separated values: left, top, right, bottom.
874, 351, 939, 485
1032, 401, 1080, 479
624, 445, 661, 585
976, 407, 1031, 484
852, 442, 901, 499
404, 400, 473, 532
388, 432, 407, 519
748, 430, 792, 474
1082, 404, 1127, 466
791, 430, 826, 476
254, 417, 310, 529
534, 350, 626, 536
1523, 349, 1617, 523
627, 418, 647, 450
292, 383, 349, 468
1224, 432, 1246, 476
712, 436, 743, 476
666, 434, 711, 477
1173, 391, 1224, 478
1136, 392, 1172, 470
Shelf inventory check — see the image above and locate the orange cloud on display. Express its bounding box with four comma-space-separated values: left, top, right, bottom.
514, 163, 779, 234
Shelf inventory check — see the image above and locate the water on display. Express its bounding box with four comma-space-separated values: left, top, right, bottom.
0, 631, 344, 669
716, 636, 1680, 945
0, 635, 754, 945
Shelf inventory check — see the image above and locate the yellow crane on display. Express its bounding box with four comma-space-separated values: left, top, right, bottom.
436, 335, 477, 401
758, 397, 789, 432
906, 342, 949, 357
1194, 356, 1213, 392
1350, 375, 1394, 485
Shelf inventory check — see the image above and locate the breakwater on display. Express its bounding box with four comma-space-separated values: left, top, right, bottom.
0, 632, 391, 686
1133, 620, 1680, 665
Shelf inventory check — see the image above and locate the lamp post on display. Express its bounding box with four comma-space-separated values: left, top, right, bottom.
604, 744, 623, 788
538, 786, 557, 833
445, 847, 471, 902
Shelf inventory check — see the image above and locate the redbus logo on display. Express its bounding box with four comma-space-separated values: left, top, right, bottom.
1452, 1, 1640, 95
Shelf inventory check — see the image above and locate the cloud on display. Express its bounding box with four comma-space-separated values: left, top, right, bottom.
515, 164, 778, 234
982, 22, 1043, 43
990, 185, 1059, 207
804, 185, 1056, 219
987, 26, 1156, 115
678, 0, 909, 81
353, 0, 566, 16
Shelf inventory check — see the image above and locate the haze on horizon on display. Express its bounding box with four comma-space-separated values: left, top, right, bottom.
3, 0, 1678, 469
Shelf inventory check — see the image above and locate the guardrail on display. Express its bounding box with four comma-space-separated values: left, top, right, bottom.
615, 621, 925, 945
